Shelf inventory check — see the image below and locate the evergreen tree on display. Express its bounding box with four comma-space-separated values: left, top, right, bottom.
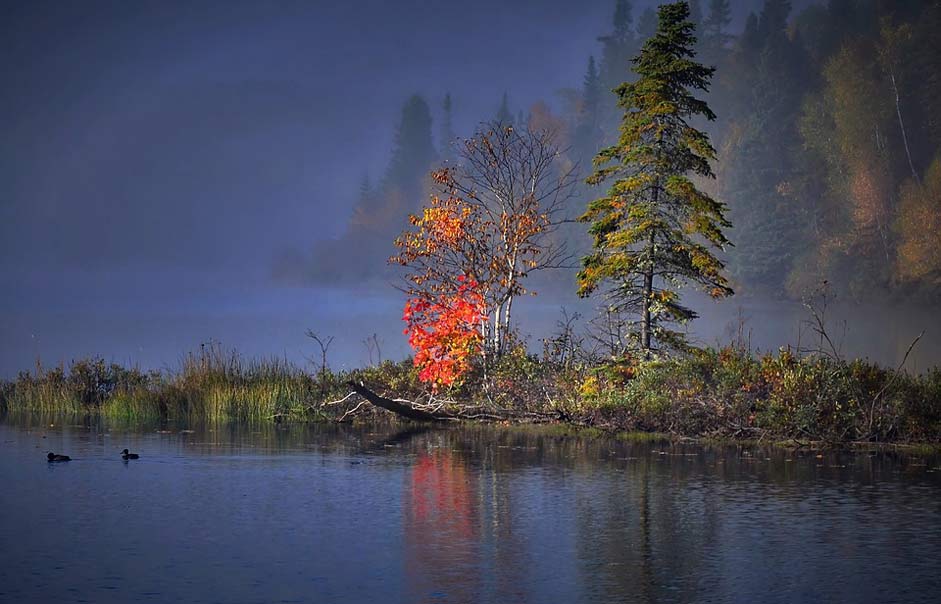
348, 171, 379, 225
578, 2, 733, 356
758, 0, 791, 46
794, 0, 857, 62
702, 0, 732, 54
613, 0, 633, 38
583, 55, 601, 117
598, 0, 638, 137
599, 0, 635, 73
384, 95, 437, 194
495, 92, 513, 125
721, 125, 804, 289
439, 92, 457, 162
722, 0, 810, 293
740, 12, 761, 59
307, 96, 435, 284
574, 55, 603, 162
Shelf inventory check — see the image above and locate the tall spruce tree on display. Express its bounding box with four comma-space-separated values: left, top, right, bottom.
578, 1, 733, 356
575, 55, 603, 162
583, 55, 601, 118
439, 92, 457, 162
758, 0, 792, 45
740, 12, 761, 60
702, 0, 732, 55
598, 1, 638, 138
384, 95, 436, 194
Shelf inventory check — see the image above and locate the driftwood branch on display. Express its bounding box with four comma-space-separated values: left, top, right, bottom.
321, 392, 358, 407
346, 381, 570, 424
866, 330, 924, 438
347, 381, 455, 422
337, 400, 370, 423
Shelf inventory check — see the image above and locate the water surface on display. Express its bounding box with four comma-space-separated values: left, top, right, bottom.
1, 413, 939, 603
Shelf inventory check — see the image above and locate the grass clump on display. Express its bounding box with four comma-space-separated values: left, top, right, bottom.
584, 346, 941, 444
0, 344, 325, 423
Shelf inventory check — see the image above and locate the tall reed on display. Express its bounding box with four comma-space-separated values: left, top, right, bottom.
0, 343, 324, 422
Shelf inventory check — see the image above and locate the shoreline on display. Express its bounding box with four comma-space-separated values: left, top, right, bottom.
3, 344, 939, 450
3, 406, 940, 456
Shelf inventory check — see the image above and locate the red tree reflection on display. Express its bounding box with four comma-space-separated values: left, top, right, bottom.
404, 451, 479, 601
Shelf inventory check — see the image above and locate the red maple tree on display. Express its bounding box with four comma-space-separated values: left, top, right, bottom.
402, 277, 485, 391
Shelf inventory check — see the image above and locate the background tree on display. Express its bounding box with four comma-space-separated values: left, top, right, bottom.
384, 95, 437, 194
597, 0, 639, 140
439, 92, 457, 163
717, 0, 811, 294
739, 12, 761, 61
495, 93, 514, 126
700, 0, 732, 64
574, 55, 603, 162
896, 155, 941, 292
350, 94, 439, 238
578, 1, 733, 357
296, 94, 437, 284
877, 17, 918, 182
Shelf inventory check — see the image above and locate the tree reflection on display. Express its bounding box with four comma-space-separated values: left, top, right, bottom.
404, 450, 479, 602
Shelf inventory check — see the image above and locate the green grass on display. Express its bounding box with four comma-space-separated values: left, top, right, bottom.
0, 345, 329, 423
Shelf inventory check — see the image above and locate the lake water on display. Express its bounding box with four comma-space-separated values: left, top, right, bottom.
1, 413, 940, 604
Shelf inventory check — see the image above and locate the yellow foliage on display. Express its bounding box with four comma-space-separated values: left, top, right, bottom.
578, 375, 600, 399
896, 156, 941, 285
850, 162, 889, 232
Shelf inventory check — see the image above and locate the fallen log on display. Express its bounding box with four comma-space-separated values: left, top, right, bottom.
346, 380, 572, 425
347, 381, 455, 422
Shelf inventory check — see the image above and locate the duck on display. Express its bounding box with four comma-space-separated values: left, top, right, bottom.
121, 449, 140, 460
47, 452, 71, 462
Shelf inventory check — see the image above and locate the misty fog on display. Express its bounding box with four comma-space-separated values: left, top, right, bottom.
2, 0, 937, 377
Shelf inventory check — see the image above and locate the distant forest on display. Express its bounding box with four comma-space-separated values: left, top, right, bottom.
304, 0, 941, 304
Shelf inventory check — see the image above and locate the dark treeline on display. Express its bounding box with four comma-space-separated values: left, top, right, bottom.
584, 0, 941, 302
299, 0, 941, 305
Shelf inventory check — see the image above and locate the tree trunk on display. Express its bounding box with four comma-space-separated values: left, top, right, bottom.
642, 173, 659, 356
347, 381, 452, 422
346, 381, 569, 424
890, 71, 919, 183
492, 302, 502, 356
503, 293, 514, 349
641, 260, 653, 355
642, 127, 663, 358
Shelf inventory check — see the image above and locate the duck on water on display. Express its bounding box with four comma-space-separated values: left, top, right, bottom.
47, 452, 71, 462
121, 449, 139, 460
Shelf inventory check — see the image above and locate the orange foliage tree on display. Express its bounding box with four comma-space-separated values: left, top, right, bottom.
402, 278, 485, 391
